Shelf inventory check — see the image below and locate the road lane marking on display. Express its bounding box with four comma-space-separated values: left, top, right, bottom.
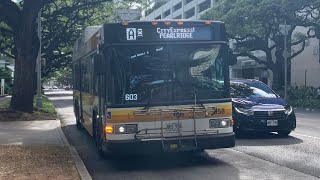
291, 132, 320, 140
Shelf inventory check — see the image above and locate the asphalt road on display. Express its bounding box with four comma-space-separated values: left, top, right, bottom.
47, 90, 320, 180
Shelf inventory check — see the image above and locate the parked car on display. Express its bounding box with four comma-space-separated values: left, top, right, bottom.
53, 86, 58, 89
64, 86, 70, 90
230, 79, 296, 137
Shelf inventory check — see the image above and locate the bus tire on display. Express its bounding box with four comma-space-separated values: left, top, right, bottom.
93, 111, 111, 158
74, 100, 82, 130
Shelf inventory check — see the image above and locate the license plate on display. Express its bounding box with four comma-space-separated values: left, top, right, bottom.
166, 123, 182, 131
267, 120, 278, 126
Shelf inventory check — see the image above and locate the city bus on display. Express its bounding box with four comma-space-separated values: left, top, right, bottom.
72, 20, 236, 157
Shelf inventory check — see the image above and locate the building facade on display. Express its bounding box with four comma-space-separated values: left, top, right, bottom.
116, 9, 141, 21
291, 26, 320, 88
143, 0, 215, 20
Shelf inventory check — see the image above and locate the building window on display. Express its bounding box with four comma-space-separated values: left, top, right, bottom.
155, 15, 161, 19
198, 0, 211, 13
163, 9, 171, 18
184, 7, 195, 19
173, 2, 182, 12
174, 15, 182, 19
184, 0, 193, 5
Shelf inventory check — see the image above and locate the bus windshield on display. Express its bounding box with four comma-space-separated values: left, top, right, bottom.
107, 44, 227, 107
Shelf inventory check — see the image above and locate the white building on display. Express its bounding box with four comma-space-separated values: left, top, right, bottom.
291, 26, 320, 88
115, 9, 141, 21
142, 0, 215, 20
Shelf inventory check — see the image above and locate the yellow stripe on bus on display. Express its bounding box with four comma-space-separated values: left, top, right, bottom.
106, 103, 232, 123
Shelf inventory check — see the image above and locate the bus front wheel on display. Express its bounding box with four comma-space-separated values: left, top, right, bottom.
93, 111, 111, 158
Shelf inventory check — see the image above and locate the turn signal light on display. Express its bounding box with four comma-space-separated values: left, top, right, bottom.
105, 125, 113, 134
164, 22, 171, 25
122, 22, 129, 26
152, 22, 158, 26
204, 21, 212, 25
177, 21, 183, 25
230, 119, 234, 126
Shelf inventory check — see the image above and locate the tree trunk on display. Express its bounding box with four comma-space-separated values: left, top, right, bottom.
10, 2, 40, 113
10, 49, 37, 112
273, 48, 285, 91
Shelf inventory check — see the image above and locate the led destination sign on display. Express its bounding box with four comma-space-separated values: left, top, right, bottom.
122, 26, 213, 42
156, 27, 195, 39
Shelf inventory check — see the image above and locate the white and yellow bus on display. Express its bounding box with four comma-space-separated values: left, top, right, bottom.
72, 20, 235, 157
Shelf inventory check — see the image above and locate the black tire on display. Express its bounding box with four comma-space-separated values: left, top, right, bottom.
93, 111, 110, 158
277, 131, 291, 137
234, 129, 244, 138
74, 101, 82, 130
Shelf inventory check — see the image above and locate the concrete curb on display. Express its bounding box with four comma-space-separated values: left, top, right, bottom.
56, 120, 92, 180
0, 94, 8, 98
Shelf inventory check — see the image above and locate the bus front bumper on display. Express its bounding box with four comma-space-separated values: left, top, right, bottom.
105, 133, 235, 154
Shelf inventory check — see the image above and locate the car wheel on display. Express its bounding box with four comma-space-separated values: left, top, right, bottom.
277, 131, 291, 137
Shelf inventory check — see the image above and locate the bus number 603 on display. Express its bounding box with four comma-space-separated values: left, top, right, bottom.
125, 94, 138, 101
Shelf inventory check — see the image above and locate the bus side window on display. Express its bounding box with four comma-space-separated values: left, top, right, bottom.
105, 49, 114, 105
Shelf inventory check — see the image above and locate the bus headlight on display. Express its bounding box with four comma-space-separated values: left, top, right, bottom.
210, 119, 231, 128
221, 120, 227, 126
115, 124, 138, 134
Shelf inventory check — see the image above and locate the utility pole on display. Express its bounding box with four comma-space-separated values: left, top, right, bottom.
36, 10, 43, 108
280, 20, 291, 101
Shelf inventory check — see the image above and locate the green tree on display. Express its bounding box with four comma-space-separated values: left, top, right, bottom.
41, 1, 117, 78
44, 67, 72, 86
0, 67, 11, 81
0, 0, 112, 112
201, 0, 314, 89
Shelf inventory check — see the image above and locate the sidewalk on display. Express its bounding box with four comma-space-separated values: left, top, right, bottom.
0, 120, 86, 179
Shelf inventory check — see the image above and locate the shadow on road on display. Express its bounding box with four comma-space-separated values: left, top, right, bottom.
107, 152, 225, 171
61, 124, 240, 180
49, 99, 73, 109
235, 132, 303, 146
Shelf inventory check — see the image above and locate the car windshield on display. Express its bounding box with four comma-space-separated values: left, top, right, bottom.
106, 44, 228, 107
230, 81, 277, 98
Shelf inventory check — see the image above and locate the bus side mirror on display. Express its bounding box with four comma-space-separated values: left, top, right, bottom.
94, 54, 104, 74
228, 50, 237, 66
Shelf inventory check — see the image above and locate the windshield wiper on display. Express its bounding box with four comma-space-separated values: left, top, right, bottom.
193, 93, 206, 109
144, 89, 154, 111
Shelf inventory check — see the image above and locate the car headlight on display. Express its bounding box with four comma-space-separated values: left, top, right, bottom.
234, 107, 254, 116
284, 106, 293, 115
114, 124, 138, 134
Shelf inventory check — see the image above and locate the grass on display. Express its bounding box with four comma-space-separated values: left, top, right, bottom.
0, 98, 10, 109
33, 95, 56, 114
0, 95, 57, 122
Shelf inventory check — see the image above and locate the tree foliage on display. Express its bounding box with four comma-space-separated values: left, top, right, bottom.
40, 1, 117, 77
44, 67, 72, 86
0, 0, 114, 112
201, 0, 316, 89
